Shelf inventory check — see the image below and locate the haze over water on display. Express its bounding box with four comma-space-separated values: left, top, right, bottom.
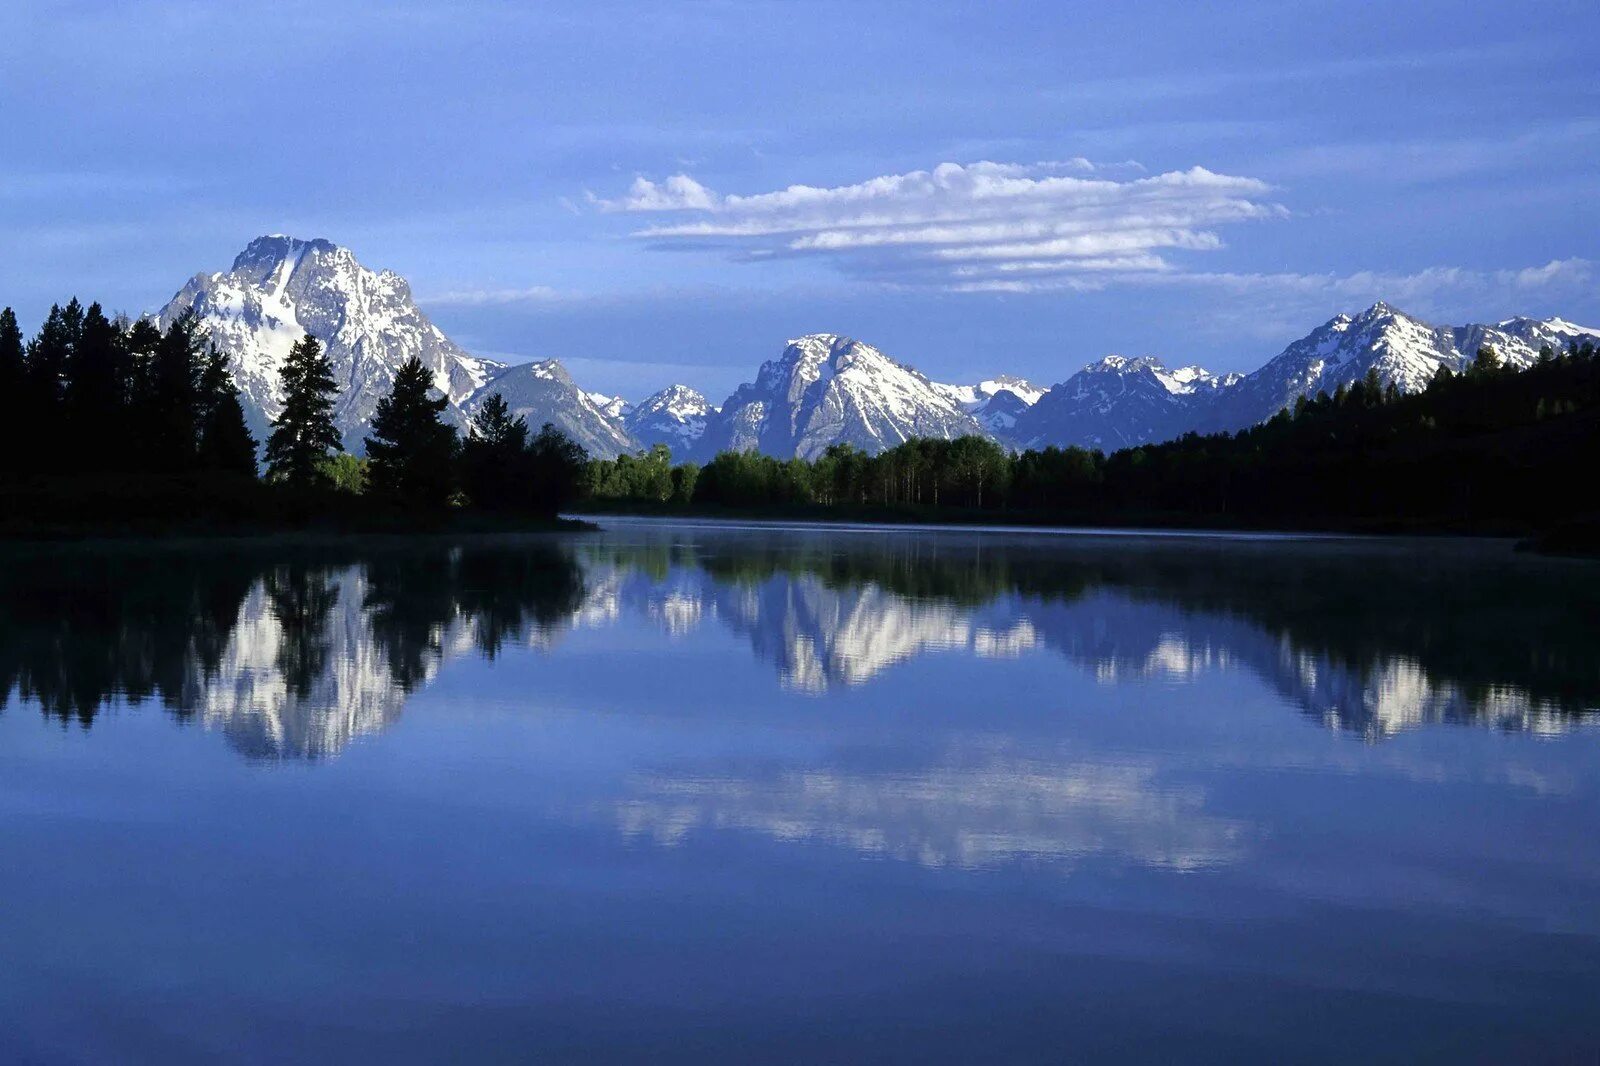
2, 520, 1598, 1062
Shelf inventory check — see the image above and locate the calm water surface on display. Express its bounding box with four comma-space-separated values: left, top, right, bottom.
2, 519, 1598, 1063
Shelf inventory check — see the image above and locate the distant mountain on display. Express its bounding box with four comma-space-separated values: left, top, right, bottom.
696, 334, 986, 460
154, 239, 1598, 463
470, 360, 639, 459
1012, 356, 1236, 451
586, 392, 633, 421
1196, 302, 1600, 433
623, 384, 714, 456
1013, 303, 1600, 452
934, 375, 1046, 434
158, 235, 499, 448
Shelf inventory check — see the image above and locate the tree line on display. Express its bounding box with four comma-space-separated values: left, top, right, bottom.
0, 300, 257, 479
585, 342, 1600, 534
0, 299, 590, 524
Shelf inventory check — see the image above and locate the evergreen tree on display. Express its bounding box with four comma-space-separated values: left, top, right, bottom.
460, 392, 529, 511
1361, 365, 1383, 406
25, 304, 73, 412
526, 422, 588, 514
364, 356, 456, 508
1470, 345, 1501, 376
147, 312, 206, 471
0, 308, 23, 474
265, 336, 342, 487
196, 346, 259, 477
63, 302, 128, 470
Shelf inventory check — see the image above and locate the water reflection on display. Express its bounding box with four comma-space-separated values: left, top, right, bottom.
616, 742, 1249, 872
0, 543, 584, 759
577, 532, 1600, 737
1, 527, 1597, 761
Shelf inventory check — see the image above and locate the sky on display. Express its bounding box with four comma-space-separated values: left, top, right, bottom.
2, 0, 1596, 400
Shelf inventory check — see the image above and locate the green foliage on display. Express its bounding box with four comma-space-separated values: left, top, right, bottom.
364, 357, 457, 509
318, 453, 368, 494
265, 336, 342, 487
588, 444, 676, 502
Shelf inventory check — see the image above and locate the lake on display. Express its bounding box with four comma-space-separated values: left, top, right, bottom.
2, 519, 1598, 1063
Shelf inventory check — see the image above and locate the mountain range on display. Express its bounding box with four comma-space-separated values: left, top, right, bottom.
157, 236, 1600, 460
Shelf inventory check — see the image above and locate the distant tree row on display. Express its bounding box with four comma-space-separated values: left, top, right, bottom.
0, 299, 590, 522
584, 342, 1600, 533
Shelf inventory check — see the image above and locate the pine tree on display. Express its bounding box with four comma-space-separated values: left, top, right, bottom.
63, 302, 128, 471
148, 312, 206, 471
265, 336, 342, 487
460, 392, 528, 511
1470, 345, 1501, 377
25, 304, 72, 411
525, 422, 589, 515
364, 357, 456, 508
1361, 365, 1383, 406
0, 308, 23, 475
196, 346, 259, 477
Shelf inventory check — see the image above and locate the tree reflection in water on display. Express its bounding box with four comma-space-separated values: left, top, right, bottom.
1, 529, 1596, 758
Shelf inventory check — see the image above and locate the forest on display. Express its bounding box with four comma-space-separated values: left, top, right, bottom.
586, 340, 1600, 541
0, 299, 590, 532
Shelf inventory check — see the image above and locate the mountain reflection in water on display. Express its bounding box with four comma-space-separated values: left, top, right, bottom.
1, 526, 1596, 760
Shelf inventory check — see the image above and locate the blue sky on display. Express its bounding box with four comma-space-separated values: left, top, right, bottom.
2, 0, 1596, 399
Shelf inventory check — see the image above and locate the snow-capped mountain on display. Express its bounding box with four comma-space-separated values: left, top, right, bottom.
154, 239, 1598, 464
934, 375, 1047, 433
697, 334, 987, 460
158, 236, 499, 448
470, 360, 639, 459
1011, 355, 1237, 451
1198, 302, 1600, 434
586, 392, 633, 421
623, 384, 714, 456
1014, 303, 1599, 452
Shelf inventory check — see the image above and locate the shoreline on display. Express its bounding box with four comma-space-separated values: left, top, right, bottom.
572, 502, 1600, 557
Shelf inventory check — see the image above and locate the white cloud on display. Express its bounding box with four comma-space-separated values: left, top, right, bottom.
422, 284, 568, 307
598, 173, 718, 212
596, 160, 1285, 288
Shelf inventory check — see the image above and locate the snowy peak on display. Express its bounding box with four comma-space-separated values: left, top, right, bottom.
623, 384, 714, 455
1011, 352, 1221, 451
1196, 303, 1600, 434
586, 392, 633, 421
700, 334, 987, 460
158, 235, 499, 449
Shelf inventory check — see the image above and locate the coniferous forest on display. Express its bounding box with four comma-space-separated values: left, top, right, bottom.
0, 299, 590, 533
3, 297, 1598, 548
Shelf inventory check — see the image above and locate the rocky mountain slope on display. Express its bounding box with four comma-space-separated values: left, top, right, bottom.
470, 360, 639, 459
694, 334, 987, 461
158, 236, 499, 448
1011, 356, 1237, 451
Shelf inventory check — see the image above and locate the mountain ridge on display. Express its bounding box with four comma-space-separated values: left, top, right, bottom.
156, 235, 1597, 461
